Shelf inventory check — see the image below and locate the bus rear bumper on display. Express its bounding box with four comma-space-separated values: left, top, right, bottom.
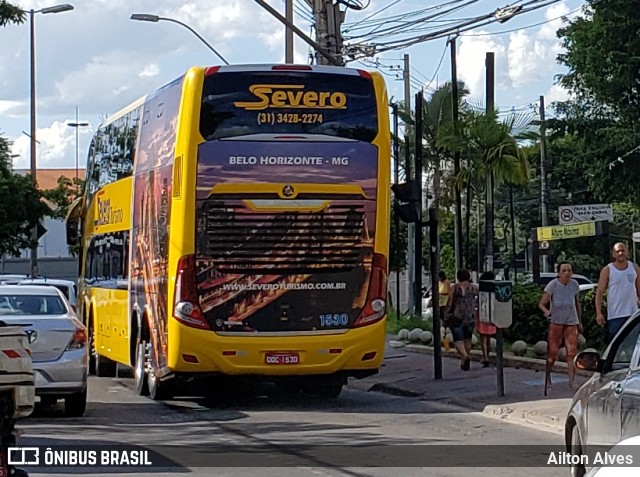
167, 317, 386, 378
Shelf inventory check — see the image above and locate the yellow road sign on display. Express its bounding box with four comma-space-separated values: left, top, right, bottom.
536, 222, 596, 241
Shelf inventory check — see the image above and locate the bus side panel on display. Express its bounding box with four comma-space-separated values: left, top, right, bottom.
82, 177, 133, 366
129, 76, 183, 378
166, 67, 206, 371
370, 72, 391, 261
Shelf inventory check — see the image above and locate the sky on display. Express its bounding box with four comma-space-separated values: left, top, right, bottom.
0, 0, 585, 171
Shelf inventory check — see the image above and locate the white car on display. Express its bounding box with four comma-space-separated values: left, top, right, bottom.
584, 435, 640, 476
0, 274, 31, 285
0, 285, 88, 417
0, 321, 35, 418
18, 278, 78, 311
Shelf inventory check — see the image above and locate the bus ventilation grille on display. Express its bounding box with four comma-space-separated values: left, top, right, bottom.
198, 200, 372, 274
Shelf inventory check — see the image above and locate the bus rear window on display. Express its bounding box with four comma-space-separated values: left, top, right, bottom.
200, 71, 378, 142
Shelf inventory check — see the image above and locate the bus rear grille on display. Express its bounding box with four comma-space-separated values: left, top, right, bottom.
198, 200, 371, 274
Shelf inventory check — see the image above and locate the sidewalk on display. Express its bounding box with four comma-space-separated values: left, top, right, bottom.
347, 336, 591, 435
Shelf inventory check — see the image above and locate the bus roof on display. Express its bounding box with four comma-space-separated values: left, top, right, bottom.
207, 64, 367, 76
99, 95, 146, 129
97, 64, 373, 130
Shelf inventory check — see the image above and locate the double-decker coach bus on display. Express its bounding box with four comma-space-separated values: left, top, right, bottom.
67, 64, 390, 399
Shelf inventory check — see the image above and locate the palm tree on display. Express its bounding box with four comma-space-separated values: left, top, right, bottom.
0, 1, 25, 26
459, 109, 531, 271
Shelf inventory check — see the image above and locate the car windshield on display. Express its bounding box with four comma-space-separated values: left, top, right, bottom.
0, 294, 66, 315
611, 318, 640, 370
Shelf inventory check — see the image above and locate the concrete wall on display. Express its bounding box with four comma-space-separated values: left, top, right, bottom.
1, 257, 79, 281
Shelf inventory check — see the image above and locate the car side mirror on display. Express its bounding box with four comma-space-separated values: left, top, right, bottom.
575, 350, 602, 372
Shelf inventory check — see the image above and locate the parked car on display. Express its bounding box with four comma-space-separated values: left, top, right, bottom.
565, 311, 640, 476
18, 278, 78, 311
0, 274, 31, 285
0, 285, 87, 417
583, 435, 640, 476
522, 271, 594, 287
579, 283, 597, 294
0, 321, 35, 418
0, 320, 34, 477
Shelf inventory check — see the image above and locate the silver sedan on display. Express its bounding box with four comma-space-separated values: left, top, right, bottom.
0, 285, 88, 416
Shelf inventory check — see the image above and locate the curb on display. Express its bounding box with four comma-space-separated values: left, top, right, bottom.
482, 404, 565, 434
401, 343, 593, 377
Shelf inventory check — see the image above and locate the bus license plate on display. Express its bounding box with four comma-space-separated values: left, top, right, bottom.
265, 353, 300, 365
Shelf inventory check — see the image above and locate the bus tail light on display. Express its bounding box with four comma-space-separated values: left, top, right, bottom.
174, 254, 210, 330
357, 69, 372, 79
205, 66, 221, 76
354, 253, 387, 327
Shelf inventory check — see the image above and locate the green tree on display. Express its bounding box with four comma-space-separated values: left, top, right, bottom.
554, 1, 640, 206
0, 135, 51, 256
558, 0, 640, 124
42, 176, 84, 219
0, 1, 25, 26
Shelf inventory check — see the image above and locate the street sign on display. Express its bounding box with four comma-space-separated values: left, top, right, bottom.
558, 204, 613, 224
536, 222, 596, 241
633, 232, 640, 243
539, 240, 550, 250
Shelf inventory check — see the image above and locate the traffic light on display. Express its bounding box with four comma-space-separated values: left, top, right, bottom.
391, 180, 420, 223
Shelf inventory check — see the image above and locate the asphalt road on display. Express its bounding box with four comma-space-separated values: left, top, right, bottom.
15, 374, 570, 477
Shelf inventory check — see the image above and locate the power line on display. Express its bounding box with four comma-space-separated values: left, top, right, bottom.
459, 7, 581, 37
363, 0, 566, 55
423, 39, 448, 90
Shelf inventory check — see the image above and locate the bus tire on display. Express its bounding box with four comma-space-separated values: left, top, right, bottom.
95, 353, 117, 378
88, 314, 96, 375
316, 383, 343, 398
148, 370, 174, 401
134, 339, 149, 396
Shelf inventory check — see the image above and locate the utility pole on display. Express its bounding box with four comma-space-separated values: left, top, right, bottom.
285, 0, 294, 62
539, 95, 549, 272
484, 52, 495, 274
403, 54, 415, 314
392, 103, 401, 316
254, 0, 340, 66
308, 0, 344, 65
414, 91, 424, 318
486, 51, 504, 397
449, 35, 463, 271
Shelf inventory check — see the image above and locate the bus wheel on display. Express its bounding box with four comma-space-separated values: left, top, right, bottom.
88, 321, 96, 375
315, 383, 343, 398
90, 320, 117, 377
134, 340, 149, 396
148, 369, 174, 401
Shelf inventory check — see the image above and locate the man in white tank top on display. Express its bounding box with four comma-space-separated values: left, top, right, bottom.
596, 242, 640, 341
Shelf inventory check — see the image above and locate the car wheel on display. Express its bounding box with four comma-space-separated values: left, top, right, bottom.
64, 390, 87, 417
40, 396, 57, 407
570, 425, 586, 477
134, 340, 149, 396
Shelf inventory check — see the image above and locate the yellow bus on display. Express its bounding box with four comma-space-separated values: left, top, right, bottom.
67, 64, 390, 399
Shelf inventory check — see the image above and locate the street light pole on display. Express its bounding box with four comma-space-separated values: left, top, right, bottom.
130, 14, 230, 65
67, 106, 89, 184
28, 3, 74, 277
29, 8, 37, 277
